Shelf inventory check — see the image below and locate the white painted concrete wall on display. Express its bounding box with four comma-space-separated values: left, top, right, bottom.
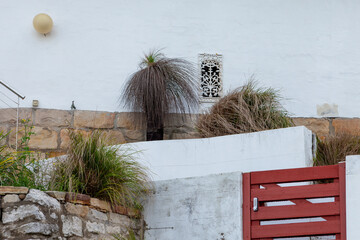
346, 155, 360, 240
1, 0, 360, 117
128, 126, 314, 181
143, 172, 242, 240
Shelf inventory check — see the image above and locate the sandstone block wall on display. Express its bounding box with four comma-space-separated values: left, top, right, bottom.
1, 108, 359, 156
0, 186, 142, 240
0, 108, 199, 157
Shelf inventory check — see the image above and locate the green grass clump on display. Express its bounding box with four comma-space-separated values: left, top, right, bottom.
50, 130, 151, 208
196, 80, 293, 137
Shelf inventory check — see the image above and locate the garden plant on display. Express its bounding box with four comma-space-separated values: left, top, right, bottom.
314, 133, 360, 166
50, 130, 151, 208
0, 119, 47, 190
121, 50, 199, 141
196, 80, 293, 137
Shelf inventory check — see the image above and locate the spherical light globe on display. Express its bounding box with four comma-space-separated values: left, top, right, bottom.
33, 13, 53, 34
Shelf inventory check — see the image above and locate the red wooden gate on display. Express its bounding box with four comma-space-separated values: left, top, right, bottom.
243, 163, 346, 240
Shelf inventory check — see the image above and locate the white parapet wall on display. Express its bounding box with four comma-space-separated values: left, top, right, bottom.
346, 155, 360, 239
128, 126, 314, 181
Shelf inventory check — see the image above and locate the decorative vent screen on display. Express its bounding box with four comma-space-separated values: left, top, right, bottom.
199, 53, 223, 102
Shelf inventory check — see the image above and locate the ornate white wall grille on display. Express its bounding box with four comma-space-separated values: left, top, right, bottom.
199, 53, 223, 102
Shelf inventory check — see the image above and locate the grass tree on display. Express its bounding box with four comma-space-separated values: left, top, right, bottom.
121, 50, 199, 141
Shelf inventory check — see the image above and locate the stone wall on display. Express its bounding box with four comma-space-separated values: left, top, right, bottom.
1, 108, 360, 156
292, 117, 360, 139
0, 108, 199, 157
0, 186, 142, 239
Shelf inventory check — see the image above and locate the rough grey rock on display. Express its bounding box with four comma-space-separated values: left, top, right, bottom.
24, 189, 61, 211
2, 194, 20, 203
50, 212, 58, 219
106, 225, 122, 234
88, 208, 108, 221
61, 215, 83, 237
109, 212, 131, 225
19, 222, 59, 236
86, 221, 106, 234
2, 205, 45, 224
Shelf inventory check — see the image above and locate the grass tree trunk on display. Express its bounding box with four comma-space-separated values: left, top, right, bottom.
146, 122, 164, 141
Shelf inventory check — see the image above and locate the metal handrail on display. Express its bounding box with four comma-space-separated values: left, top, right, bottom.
0, 80, 25, 150
0, 80, 25, 100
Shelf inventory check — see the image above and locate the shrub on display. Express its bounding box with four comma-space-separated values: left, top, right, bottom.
314, 134, 360, 166
50, 130, 150, 208
196, 81, 293, 137
0, 120, 47, 190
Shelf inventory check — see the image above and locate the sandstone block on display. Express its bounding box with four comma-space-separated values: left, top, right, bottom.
9, 126, 59, 149
65, 202, 89, 218
60, 128, 90, 149
105, 130, 126, 145
19, 222, 59, 236
171, 132, 201, 140
116, 112, 144, 130
29, 127, 58, 149
2, 205, 45, 224
164, 113, 198, 128
65, 192, 91, 205
124, 129, 145, 141
46, 191, 67, 201
292, 118, 330, 137
24, 189, 61, 211
86, 221, 106, 234
34, 109, 72, 127
2, 194, 20, 203
0, 186, 28, 195
332, 118, 360, 135
61, 215, 83, 237
74, 110, 115, 129
0, 108, 32, 125
90, 198, 111, 212
111, 204, 128, 215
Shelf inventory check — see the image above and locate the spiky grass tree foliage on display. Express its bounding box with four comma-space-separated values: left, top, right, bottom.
50, 130, 150, 208
196, 81, 293, 137
121, 50, 199, 141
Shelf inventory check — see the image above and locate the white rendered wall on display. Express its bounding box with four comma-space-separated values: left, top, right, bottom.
144, 172, 242, 240
346, 155, 360, 239
1, 0, 360, 117
128, 126, 314, 181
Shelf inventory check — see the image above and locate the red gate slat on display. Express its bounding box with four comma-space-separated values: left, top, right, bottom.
252, 183, 339, 201
251, 164, 339, 184
252, 202, 340, 220
251, 220, 341, 238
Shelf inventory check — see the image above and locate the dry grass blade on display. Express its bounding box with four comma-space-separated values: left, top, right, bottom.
314, 133, 360, 166
196, 80, 293, 138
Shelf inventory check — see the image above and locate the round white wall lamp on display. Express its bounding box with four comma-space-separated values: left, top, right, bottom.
33, 13, 53, 35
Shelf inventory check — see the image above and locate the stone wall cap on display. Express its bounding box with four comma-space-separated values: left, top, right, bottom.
0, 186, 29, 195
65, 192, 91, 205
